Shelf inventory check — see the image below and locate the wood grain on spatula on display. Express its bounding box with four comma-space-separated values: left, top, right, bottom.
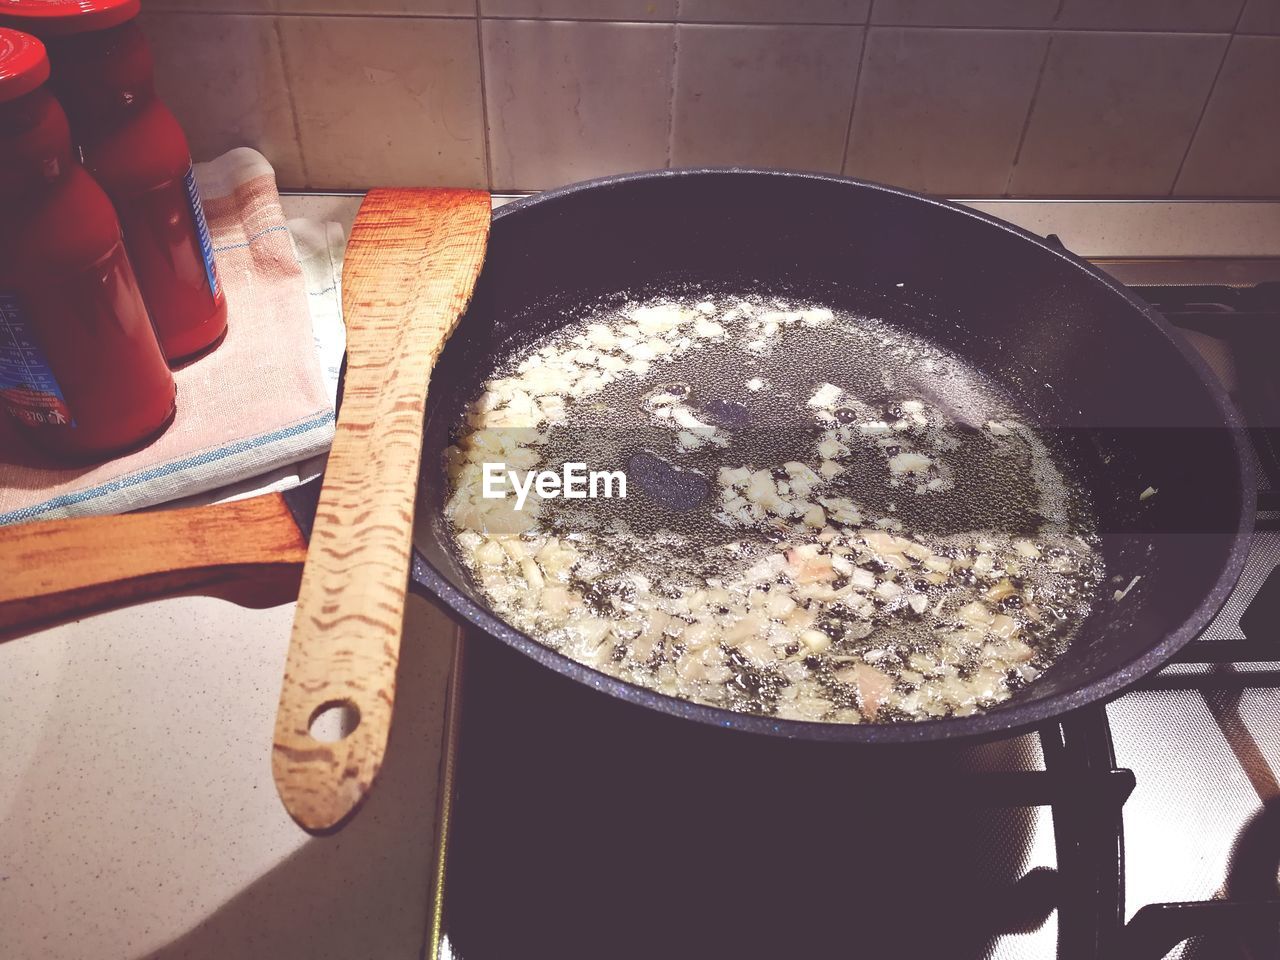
0, 494, 307, 641
272, 188, 490, 832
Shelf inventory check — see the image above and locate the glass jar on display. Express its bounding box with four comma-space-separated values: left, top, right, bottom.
0, 27, 176, 459
2, 0, 229, 363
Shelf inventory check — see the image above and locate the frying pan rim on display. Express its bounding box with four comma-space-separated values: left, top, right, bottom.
410, 166, 1257, 745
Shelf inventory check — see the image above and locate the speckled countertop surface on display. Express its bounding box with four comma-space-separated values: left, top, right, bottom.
3, 195, 1279, 960
1, 597, 457, 960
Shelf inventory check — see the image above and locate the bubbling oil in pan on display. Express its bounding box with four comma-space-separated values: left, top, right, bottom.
444, 286, 1103, 724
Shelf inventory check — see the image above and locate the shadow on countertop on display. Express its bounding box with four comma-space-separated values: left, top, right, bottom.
136, 595, 458, 960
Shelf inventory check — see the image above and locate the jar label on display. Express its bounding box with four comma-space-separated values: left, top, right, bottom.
183, 165, 222, 301
0, 293, 74, 428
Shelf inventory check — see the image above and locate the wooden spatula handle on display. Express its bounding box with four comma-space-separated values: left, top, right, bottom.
0, 493, 307, 641
272, 188, 490, 832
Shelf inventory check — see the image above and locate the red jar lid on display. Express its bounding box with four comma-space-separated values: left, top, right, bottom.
0, 0, 140, 36
0, 27, 48, 102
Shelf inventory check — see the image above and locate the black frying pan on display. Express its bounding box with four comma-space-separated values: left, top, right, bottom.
405, 168, 1254, 746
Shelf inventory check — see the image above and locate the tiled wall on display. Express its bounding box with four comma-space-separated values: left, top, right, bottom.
141, 0, 1280, 196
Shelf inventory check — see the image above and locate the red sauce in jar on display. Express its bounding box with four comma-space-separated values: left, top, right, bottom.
0, 28, 176, 460
2, 0, 228, 364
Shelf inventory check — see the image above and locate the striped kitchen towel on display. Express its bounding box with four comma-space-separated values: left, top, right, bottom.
0, 148, 338, 525
155, 214, 347, 509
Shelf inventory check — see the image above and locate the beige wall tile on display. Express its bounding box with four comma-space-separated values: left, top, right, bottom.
678, 0, 869, 24
1238, 0, 1280, 33
1054, 0, 1245, 32
278, 0, 474, 13
141, 13, 306, 186
480, 0, 676, 18
1176, 37, 1280, 195
845, 27, 1048, 195
872, 0, 1058, 27
278, 16, 486, 189
1009, 32, 1227, 196
671, 24, 861, 171
482, 19, 674, 189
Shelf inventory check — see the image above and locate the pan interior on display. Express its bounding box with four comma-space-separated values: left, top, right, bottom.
428, 273, 1109, 723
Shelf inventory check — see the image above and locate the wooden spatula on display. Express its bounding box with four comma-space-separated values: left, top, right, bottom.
271, 187, 490, 832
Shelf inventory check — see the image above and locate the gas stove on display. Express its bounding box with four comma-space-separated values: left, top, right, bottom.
424, 225, 1280, 960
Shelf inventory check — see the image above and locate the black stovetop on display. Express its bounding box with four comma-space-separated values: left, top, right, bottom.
435, 282, 1280, 960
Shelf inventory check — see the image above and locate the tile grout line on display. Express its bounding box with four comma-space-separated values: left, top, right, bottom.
1169, 1, 1250, 196
1168, 35, 1234, 196
473, 0, 495, 191
1230, 0, 1252, 32
838, 0, 874, 176
272, 16, 311, 189
1003, 0, 1063, 196
1003, 33, 1054, 197
140, 10, 1259, 34
665, 1, 681, 167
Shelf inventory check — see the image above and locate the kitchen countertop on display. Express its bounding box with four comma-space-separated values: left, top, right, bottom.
3, 192, 1279, 960
1, 596, 458, 960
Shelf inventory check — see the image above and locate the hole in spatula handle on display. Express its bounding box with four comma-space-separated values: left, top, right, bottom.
308, 699, 361, 742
